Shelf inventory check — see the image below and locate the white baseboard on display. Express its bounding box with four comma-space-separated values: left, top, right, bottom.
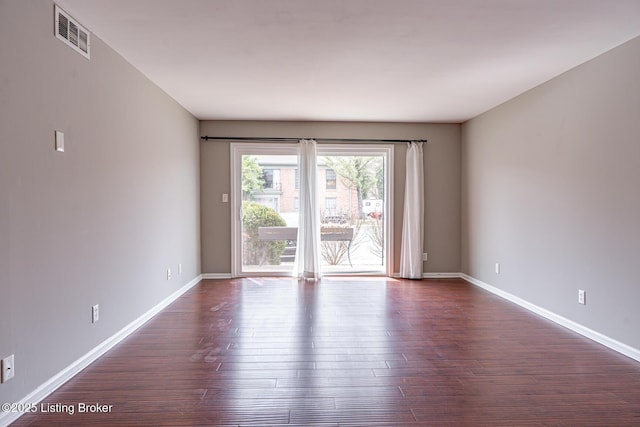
205, 273, 461, 280
202, 273, 233, 279
460, 273, 640, 363
0, 274, 203, 427
391, 272, 462, 279
423, 272, 462, 279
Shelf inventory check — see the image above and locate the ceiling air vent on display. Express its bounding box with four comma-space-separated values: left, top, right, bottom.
55, 5, 90, 59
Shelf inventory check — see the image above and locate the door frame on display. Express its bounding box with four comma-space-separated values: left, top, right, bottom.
230, 143, 299, 277
317, 144, 394, 277
230, 142, 394, 278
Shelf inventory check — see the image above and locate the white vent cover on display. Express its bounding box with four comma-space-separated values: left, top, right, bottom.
55, 5, 90, 59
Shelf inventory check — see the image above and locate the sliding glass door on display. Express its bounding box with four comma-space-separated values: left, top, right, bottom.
231, 143, 393, 277
231, 144, 298, 276
316, 145, 393, 275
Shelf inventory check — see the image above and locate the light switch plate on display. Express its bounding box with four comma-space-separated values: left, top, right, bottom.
92, 304, 99, 323
55, 130, 65, 152
1, 354, 15, 383
578, 289, 586, 305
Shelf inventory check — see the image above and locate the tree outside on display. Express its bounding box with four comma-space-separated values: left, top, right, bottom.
242, 201, 287, 266
242, 156, 264, 200
322, 156, 383, 218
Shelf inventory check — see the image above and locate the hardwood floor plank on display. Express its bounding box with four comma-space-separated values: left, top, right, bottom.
296, 369, 376, 378
289, 407, 416, 424
11, 277, 640, 426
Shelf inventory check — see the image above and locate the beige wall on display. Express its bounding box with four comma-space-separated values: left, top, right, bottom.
200, 121, 461, 274
462, 36, 640, 349
0, 1, 200, 404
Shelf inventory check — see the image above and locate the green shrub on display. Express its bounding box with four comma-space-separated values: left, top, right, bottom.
242, 201, 287, 265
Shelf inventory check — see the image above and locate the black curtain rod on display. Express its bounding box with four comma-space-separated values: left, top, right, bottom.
200, 136, 426, 143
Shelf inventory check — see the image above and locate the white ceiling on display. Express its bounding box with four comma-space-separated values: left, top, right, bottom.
57, 0, 640, 123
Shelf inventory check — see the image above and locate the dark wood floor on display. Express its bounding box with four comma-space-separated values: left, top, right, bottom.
12, 277, 640, 426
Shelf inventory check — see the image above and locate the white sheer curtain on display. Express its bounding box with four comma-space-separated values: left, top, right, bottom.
400, 141, 424, 279
295, 139, 322, 280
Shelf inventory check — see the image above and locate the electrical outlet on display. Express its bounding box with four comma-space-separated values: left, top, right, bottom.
578, 289, 586, 305
92, 304, 99, 323
222, 193, 229, 203
178, 263, 182, 275
495, 262, 501, 274
1, 354, 15, 383
422, 253, 428, 261
167, 268, 172, 280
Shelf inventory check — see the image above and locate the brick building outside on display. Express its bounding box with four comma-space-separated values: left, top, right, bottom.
251, 157, 359, 226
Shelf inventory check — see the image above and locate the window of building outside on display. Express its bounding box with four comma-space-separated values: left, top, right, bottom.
325, 197, 337, 215
254, 195, 279, 212
326, 168, 336, 190
294, 197, 299, 212
263, 169, 280, 190
295, 168, 299, 190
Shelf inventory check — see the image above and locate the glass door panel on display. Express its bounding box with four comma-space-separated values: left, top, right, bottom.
240, 153, 298, 274
317, 146, 391, 275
